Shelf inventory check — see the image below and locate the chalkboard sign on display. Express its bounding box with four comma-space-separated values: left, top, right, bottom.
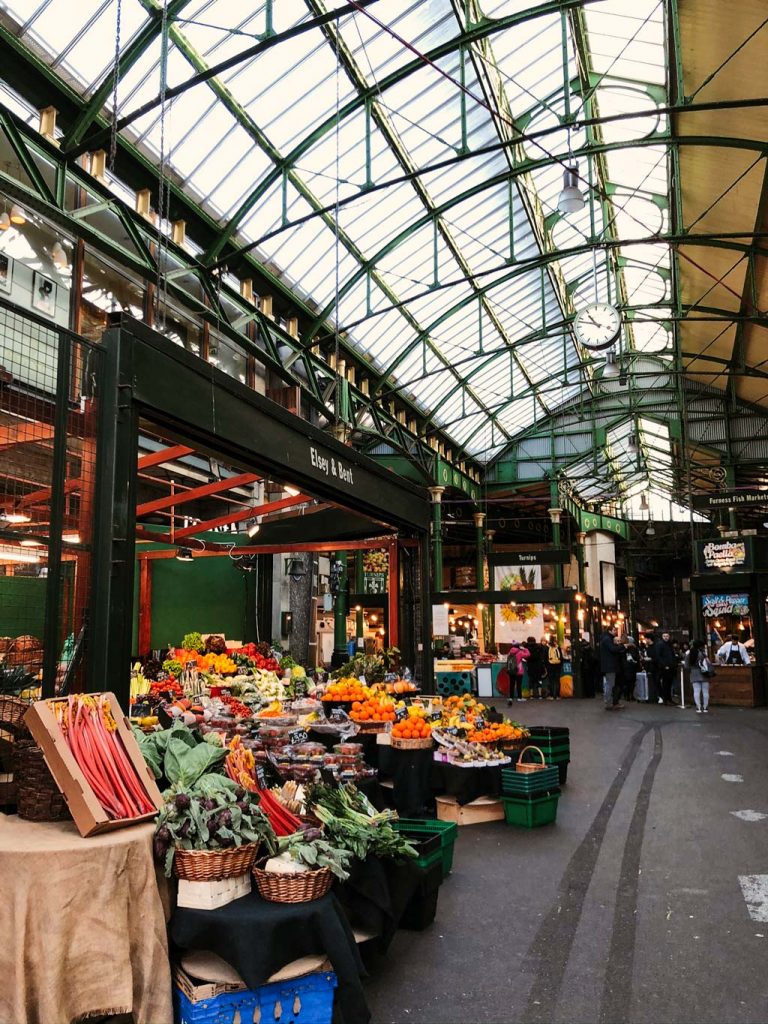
430, 710, 442, 722
256, 763, 266, 787
289, 728, 309, 745
474, 717, 485, 731
446, 726, 459, 736
395, 706, 408, 723
329, 707, 349, 723
130, 702, 151, 719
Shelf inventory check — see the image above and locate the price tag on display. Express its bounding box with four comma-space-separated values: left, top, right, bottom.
255, 764, 266, 787
395, 706, 408, 723
446, 726, 459, 736
329, 707, 349, 723
474, 716, 485, 730
289, 728, 309, 745
130, 702, 151, 718
430, 711, 441, 722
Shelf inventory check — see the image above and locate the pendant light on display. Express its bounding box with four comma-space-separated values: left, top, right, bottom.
639, 493, 649, 512
628, 432, 638, 452
9, 204, 25, 225
51, 242, 68, 270
0, 212, 9, 231
603, 350, 621, 377
558, 164, 584, 214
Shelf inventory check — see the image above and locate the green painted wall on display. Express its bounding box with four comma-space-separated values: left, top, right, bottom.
133, 555, 251, 653
0, 576, 46, 639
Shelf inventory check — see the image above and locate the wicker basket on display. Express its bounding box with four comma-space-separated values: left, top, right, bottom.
515, 745, 548, 774
174, 842, 261, 881
391, 736, 433, 750
252, 863, 333, 903
15, 741, 71, 821
0, 695, 30, 729
6, 636, 43, 672
354, 720, 389, 734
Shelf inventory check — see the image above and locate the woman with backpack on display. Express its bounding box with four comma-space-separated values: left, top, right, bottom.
546, 636, 563, 699
505, 640, 529, 704
685, 638, 713, 713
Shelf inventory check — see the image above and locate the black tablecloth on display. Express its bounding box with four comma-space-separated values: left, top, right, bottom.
431, 760, 503, 805
376, 746, 434, 817
336, 855, 442, 949
171, 890, 369, 1024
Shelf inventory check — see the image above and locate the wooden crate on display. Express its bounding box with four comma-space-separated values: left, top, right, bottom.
435, 794, 504, 826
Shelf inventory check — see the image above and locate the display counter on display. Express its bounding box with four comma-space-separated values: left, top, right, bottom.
708, 664, 765, 707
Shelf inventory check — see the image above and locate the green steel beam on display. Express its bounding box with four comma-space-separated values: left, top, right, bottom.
64, 0, 195, 151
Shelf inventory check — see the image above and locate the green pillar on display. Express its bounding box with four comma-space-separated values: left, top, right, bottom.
725, 466, 738, 531
332, 550, 349, 666
473, 512, 486, 590
576, 530, 587, 594
548, 505, 564, 644
355, 551, 364, 640
485, 528, 496, 650
429, 487, 445, 592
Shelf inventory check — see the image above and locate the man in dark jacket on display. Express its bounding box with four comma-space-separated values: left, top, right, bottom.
600, 627, 625, 710
651, 631, 678, 705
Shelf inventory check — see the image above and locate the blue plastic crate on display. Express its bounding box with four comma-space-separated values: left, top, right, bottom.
174, 969, 337, 1024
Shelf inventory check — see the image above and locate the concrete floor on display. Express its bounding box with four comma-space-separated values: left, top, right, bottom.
364, 697, 768, 1024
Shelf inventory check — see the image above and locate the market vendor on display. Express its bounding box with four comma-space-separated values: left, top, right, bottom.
716, 633, 751, 665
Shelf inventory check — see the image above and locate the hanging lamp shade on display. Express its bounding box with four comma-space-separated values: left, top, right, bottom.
51, 242, 68, 269
285, 556, 306, 580
0, 212, 9, 231
9, 204, 25, 225
603, 350, 621, 377
558, 165, 584, 214
639, 493, 649, 511
645, 522, 656, 537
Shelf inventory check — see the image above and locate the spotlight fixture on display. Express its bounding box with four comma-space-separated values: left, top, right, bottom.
0, 212, 9, 231
9, 204, 25, 225
175, 546, 194, 562
557, 165, 585, 215
51, 242, 68, 270
246, 519, 261, 538
645, 520, 656, 537
2, 508, 31, 525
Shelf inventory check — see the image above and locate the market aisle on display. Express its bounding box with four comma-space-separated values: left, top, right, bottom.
364, 700, 768, 1024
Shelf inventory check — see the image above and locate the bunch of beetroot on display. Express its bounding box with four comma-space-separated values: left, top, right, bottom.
233, 642, 280, 672
153, 774, 275, 876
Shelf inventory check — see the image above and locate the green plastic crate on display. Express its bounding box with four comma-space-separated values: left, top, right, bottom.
502, 793, 560, 828
502, 765, 560, 793
395, 818, 458, 878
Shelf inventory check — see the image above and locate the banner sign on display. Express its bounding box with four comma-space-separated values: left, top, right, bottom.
691, 490, 768, 510
696, 539, 750, 573
493, 564, 545, 644
489, 549, 569, 566
701, 593, 750, 617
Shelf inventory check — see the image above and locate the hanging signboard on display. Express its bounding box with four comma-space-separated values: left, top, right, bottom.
695, 538, 751, 573
493, 565, 545, 644
701, 593, 750, 618
691, 490, 768, 511
489, 549, 569, 566
432, 604, 450, 636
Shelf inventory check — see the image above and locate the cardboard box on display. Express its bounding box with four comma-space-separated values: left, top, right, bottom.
24, 692, 164, 837
177, 874, 251, 910
435, 794, 505, 826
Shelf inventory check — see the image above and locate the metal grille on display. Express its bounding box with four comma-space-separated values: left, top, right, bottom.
0, 298, 102, 694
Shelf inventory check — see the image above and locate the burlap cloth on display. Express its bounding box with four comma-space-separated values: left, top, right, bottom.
0, 814, 172, 1024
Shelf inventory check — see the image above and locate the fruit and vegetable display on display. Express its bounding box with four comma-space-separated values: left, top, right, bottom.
265, 830, 351, 881
391, 706, 433, 741
306, 783, 418, 861
348, 695, 396, 724
52, 694, 156, 820
362, 549, 388, 574
322, 678, 369, 704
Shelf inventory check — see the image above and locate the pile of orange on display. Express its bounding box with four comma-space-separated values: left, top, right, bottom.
349, 697, 395, 722
466, 722, 527, 744
322, 679, 369, 703
392, 716, 432, 741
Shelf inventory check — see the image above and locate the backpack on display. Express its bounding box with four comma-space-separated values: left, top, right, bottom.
548, 645, 562, 665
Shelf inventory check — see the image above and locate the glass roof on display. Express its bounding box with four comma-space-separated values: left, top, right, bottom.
5, 0, 675, 468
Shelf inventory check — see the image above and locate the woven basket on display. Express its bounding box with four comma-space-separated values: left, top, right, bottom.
15, 742, 71, 821
515, 745, 548, 774
391, 736, 433, 750
6, 636, 43, 671
252, 864, 333, 903
0, 695, 30, 729
174, 842, 261, 881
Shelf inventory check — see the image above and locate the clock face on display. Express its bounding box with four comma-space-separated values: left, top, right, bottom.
573, 302, 621, 350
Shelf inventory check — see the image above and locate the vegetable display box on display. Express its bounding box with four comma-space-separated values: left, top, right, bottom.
174, 966, 337, 1024
394, 818, 458, 878
502, 792, 560, 828
23, 693, 164, 837
177, 874, 251, 910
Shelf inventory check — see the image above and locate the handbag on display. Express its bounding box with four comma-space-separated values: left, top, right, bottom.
701, 656, 716, 679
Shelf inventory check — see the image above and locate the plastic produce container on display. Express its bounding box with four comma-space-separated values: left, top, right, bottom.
394, 818, 458, 878
502, 793, 560, 828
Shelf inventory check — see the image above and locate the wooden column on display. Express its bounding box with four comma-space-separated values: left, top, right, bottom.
387, 538, 399, 648
138, 558, 152, 656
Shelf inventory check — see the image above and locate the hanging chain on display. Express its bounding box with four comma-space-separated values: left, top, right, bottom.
109, 0, 123, 170
333, 14, 341, 432
155, 0, 170, 332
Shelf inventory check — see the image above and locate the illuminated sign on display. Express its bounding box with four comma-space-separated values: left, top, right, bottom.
701, 593, 750, 617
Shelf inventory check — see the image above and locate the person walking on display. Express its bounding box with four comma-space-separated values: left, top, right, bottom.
651, 631, 678, 705
685, 639, 712, 713
546, 637, 563, 699
716, 634, 751, 666
600, 626, 625, 710
505, 640, 528, 704
525, 636, 546, 699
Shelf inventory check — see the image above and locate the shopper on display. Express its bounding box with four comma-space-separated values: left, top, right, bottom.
505, 640, 528, 703
546, 637, 563, 699
525, 636, 547, 699
600, 626, 625, 710
621, 636, 640, 701
716, 633, 751, 666
685, 638, 711, 713
579, 639, 598, 698
651, 631, 678, 705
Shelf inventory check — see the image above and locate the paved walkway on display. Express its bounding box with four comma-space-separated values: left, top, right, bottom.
365, 698, 768, 1023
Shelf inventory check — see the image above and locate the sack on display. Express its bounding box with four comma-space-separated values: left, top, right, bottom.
548, 645, 562, 665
